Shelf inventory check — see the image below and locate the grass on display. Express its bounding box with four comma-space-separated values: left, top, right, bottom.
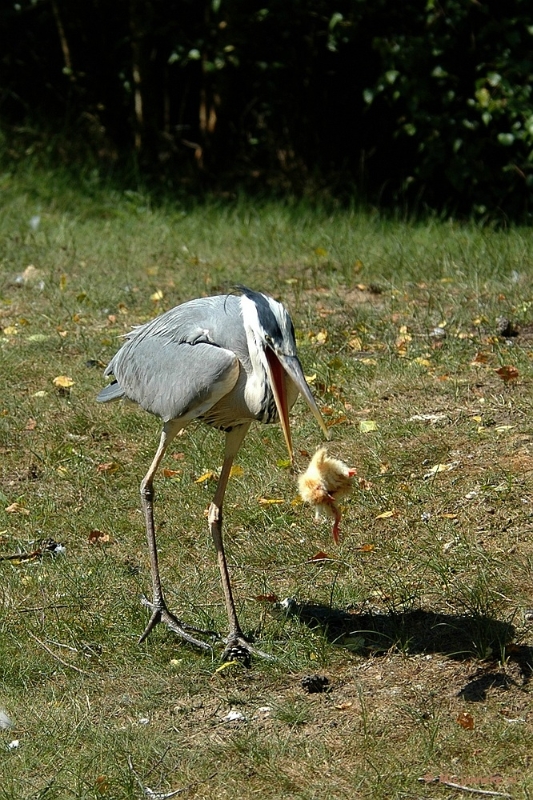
1, 167, 533, 798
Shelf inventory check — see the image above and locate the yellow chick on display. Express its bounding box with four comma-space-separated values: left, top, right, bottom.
298, 447, 356, 543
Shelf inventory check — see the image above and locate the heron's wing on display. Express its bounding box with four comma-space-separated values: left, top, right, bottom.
110, 295, 243, 356
99, 338, 240, 423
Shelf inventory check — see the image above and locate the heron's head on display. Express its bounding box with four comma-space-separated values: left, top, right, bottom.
238, 286, 328, 460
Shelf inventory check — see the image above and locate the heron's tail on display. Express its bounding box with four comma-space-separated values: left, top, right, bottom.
96, 380, 125, 403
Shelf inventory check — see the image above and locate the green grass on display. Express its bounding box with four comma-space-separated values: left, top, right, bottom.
1, 168, 533, 798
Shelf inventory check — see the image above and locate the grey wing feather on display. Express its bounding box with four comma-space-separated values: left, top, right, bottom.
97, 380, 125, 403
108, 295, 243, 360
97, 294, 247, 422
101, 339, 240, 423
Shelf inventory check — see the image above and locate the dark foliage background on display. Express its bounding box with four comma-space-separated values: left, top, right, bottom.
1, 0, 532, 218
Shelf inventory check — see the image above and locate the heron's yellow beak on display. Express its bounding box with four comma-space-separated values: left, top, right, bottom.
266, 350, 329, 463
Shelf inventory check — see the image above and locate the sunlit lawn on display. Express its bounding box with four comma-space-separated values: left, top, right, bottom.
1, 168, 533, 798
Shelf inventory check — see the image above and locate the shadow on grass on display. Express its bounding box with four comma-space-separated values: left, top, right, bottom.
279, 599, 533, 694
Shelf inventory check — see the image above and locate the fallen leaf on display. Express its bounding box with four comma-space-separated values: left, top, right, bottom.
359, 420, 377, 433
495, 365, 519, 382
229, 465, 244, 478
348, 336, 363, 351
356, 543, 375, 552
161, 468, 181, 478
97, 461, 120, 474
326, 415, 347, 427
52, 375, 74, 389
423, 462, 458, 479
258, 497, 284, 505
335, 702, 353, 710
88, 529, 111, 545
254, 593, 279, 603
195, 470, 217, 483
276, 458, 292, 469
95, 775, 110, 795
5, 502, 30, 515
3, 326, 17, 336
308, 551, 331, 561
471, 351, 490, 365
214, 660, 239, 674
27, 334, 50, 342
376, 510, 396, 519
25, 418, 37, 431
457, 712, 474, 730
150, 289, 164, 301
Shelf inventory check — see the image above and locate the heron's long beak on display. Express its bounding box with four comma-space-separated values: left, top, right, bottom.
266, 349, 329, 462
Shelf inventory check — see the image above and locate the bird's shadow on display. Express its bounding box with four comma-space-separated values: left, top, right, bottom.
278, 599, 533, 698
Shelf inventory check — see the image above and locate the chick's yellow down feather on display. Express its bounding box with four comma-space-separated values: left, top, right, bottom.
298, 447, 356, 543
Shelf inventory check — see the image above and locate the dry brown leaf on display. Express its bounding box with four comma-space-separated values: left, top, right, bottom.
308, 551, 331, 561
356, 543, 375, 552
88, 529, 111, 545
5, 502, 30, 515
97, 461, 120, 474
495, 365, 519, 382
254, 593, 279, 603
162, 468, 181, 478
457, 711, 474, 730
471, 351, 490, 365
95, 775, 110, 795
25, 418, 37, 431
326, 415, 347, 428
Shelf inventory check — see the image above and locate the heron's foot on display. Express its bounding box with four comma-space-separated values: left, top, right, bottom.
222, 633, 275, 667
139, 595, 218, 651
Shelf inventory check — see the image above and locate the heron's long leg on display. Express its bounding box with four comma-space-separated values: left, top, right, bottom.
209, 424, 273, 663
138, 420, 213, 650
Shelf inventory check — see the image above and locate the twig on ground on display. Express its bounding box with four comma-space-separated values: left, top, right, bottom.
128, 756, 217, 799
419, 776, 512, 798
28, 632, 90, 676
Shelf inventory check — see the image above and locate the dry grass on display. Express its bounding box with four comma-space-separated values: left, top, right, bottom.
1, 174, 533, 798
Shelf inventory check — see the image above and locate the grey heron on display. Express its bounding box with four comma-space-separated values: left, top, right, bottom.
97, 286, 328, 662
